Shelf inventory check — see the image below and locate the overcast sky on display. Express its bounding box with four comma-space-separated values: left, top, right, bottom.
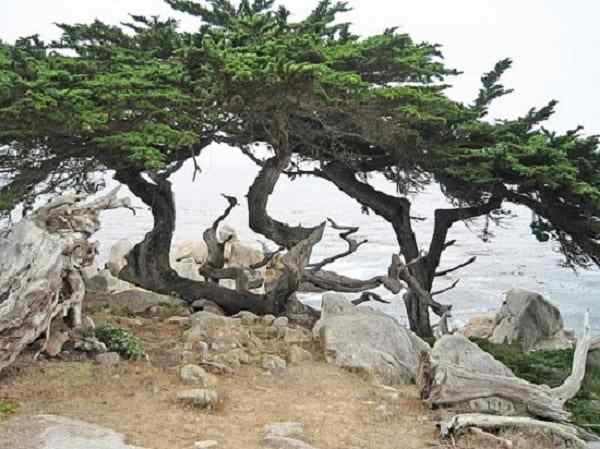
1, 0, 599, 134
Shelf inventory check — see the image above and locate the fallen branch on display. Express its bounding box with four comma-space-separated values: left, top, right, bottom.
440, 414, 598, 449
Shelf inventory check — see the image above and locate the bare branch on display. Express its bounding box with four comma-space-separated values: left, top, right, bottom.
431, 279, 460, 296
307, 218, 368, 271
351, 291, 391, 306
435, 256, 477, 277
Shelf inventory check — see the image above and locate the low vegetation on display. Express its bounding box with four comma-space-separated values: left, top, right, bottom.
93, 326, 146, 360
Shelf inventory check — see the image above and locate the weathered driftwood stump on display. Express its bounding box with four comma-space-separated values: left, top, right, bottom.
0, 187, 131, 373
418, 311, 600, 448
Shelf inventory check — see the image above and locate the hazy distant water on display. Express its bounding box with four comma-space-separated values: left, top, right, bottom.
95, 144, 600, 331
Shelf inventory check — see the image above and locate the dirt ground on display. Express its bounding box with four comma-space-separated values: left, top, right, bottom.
0, 310, 555, 449
0, 313, 445, 449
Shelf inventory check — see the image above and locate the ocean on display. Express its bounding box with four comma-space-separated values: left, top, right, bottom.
94, 143, 600, 331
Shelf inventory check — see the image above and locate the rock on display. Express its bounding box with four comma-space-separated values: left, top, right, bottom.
287, 345, 313, 365
180, 364, 218, 387
282, 327, 312, 344
111, 289, 186, 315
106, 239, 135, 278
173, 260, 205, 282
235, 311, 259, 325
312, 292, 357, 337
176, 389, 218, 408
194, 441, 218, 449
73, 336, 108, 354
191, 299, 225, 316
95, 352, 121, 365
491, 289, 569, 351
82, 316, 96, 331
262, 437, 317, 449
212, 348, 250, 368
185, 312, 244, 341
433, 335, 514, 377
262, 315, 276, 326
210, 337, 240, 353
262, 355, 287, 372
45, 331, 70, 357
0, 415, 146, 449
433, 335, 518, 414
273, 317, 289, 328
166, 316, 191, 326
166, 348, 196, 366
316, 303, 429, 385
85, 268, 133, 294
172, 240, 208, 265
264, 422, 305, 439
116, 317, 144, 327
458, 314, 495, 339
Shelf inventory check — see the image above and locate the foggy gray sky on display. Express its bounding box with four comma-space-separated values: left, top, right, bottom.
1, 0, 599, 134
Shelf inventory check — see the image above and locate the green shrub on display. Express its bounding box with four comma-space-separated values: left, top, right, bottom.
0, 400, 17, 420
93, 325, 145, 360
473, 339, 600, 434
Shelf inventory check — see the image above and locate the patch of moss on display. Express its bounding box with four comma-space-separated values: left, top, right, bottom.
0, 400, 18, 420
472, 339, 600, 434
94, 325, 145, 360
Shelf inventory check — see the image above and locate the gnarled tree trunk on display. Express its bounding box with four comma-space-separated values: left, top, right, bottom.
0, 188, 131, 373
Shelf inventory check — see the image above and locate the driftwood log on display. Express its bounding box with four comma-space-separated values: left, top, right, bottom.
0, 187, 131, 373
418, 311, 600, 448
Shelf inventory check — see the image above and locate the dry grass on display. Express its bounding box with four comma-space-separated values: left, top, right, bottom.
0, 315, 443, 449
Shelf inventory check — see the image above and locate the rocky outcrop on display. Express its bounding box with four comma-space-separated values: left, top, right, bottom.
107, 238, 135, 278
315, 293, 429, 385
458, 314, 495, 339
0, 415, 146, 449
490, 289, 574, 352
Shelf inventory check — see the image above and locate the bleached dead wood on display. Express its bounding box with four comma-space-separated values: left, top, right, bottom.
420, 311, 594, 422
0, 187, 131, 373
440, 414, 599, 449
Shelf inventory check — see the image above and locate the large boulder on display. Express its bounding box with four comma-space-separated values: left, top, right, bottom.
106, 239, 134, 278
432, 335, 518, 414
490, 289, 571, 351
109, 289, 186, 314
171, 240, 208, 265
0, 415, 146, 449
315, 293, 429, 385
84, 269, 134, 294
458, 314, 495, 340
433, 334, 514, 377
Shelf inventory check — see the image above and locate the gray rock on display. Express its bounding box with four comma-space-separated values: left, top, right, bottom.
264, 422, 304, 439
73, 337, 108, 354
262, 355, 287, 372
432, 335, 514, 377
95, 352, 121, 365
433, 335, 517, 414
194, 441, 218, 449
262, 437, 317, 449
176, 389, 218, 408
111, 289, 186, 314
273, 317, 289, 328
184, 312, 244, 341
262, 315, 276, 326
316, 305, 429, 385
287, 345, 313, 365
235, 311, 259, 325
312, 292, 369, 337
85, 269, 133, 294
179, 364, 218, 387
491, 289, 568, 351
191, 299, 225, 316
0, 414, 146, 449
106, 239, 134, 278
458, 314, 495, 339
